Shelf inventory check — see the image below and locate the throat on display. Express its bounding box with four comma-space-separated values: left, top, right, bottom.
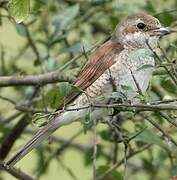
122, 32, 158, 50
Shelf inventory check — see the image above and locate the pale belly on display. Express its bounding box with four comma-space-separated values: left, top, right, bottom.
115, 64, 154, 100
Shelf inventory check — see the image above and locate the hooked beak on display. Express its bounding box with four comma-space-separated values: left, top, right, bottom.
152, 27, 170, 36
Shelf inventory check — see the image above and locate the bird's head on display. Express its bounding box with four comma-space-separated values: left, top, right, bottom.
112, 13, 170, 49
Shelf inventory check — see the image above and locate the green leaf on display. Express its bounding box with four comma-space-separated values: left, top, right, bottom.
15, 23, 27, 37
46, 57, 59, 71
70, 85, 82, 94
96, 166, 123, 180
81, 111, 93, 133
120, 85, 135, 98
135, 94, 149, 103
170, 43, 177, 49
46, 88, 64, 109
0, 125, 10, 142
91, 0, 109, 5
36, 83, 81, 109
59, 82, 81, 97
32, 0, 46, 14
143, 0, 156, 13
158, 149, 168, 162
127, 48, 154, 60
110, 92, 121, 98
84, 145, 103, 165
160, 78, 177, 93
99, 130, 112, 141
59, 82, 72, 96
135, 129, 169, 150
158, 14, 176, 26
32, 113, 49, 127
60, 42, 82, 54
121, 85, 132, 91
35, 149, 48, 177
110, 91, 127, 101
136, 64, 154, 72
53, 4, 79, 31
95, 96, 106, 102
8, 0, 30, 23
171, 166, 177, 176
141, 158, 154, 173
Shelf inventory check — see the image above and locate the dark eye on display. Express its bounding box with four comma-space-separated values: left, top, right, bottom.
137, 23, 146, 29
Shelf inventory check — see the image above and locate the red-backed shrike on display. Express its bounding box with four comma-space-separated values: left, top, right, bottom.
8, 13, 170, 166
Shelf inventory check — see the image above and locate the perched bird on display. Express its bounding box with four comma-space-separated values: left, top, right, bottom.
7, 13, 169, 166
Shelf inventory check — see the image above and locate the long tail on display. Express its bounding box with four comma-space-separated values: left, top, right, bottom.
7, 109, 85, 166
7, 123, 56, 166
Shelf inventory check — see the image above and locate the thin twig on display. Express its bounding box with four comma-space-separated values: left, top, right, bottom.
154, 9, 177, 16
150, 98, 177, 105
35, 129, 84, 178
57, 157, 79, 180
146, 40, 177, 85
59, 38, 108, 71
129, 68, 143, 96
158, 112, 177, 127
93, 117, 97, 180
0, 95, 16, 105
97, 144, 151, 179
23, 24, 42, 66
0, 45, 6, 75
143, 114, 177, 147
0, 112, 22, 124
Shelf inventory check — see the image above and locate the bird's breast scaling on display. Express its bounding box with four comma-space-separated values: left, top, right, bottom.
73, 49, 155, 107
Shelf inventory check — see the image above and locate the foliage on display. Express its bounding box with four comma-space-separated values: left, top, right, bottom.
8, 0, 30, 23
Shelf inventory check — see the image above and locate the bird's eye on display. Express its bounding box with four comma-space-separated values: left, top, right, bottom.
137, 23, 146, 29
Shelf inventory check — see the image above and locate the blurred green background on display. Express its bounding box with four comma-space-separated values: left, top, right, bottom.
0, 0, 177, 180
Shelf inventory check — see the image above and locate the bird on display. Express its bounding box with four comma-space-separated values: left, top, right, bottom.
7, 12, 170, 166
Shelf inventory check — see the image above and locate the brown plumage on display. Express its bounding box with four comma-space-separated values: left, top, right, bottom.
64, 40, 123, 105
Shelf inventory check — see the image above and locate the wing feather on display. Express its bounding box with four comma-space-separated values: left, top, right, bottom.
63, 40, 123, 105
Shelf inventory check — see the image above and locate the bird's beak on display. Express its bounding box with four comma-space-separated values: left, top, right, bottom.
152, 27, 170, 36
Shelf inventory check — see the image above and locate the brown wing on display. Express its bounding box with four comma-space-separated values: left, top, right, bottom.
61, 40, 123, 107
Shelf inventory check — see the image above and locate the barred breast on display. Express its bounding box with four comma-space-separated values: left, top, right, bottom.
73, 48, 155, 107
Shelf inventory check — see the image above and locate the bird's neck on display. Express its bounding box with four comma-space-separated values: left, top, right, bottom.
113, 32, 158, 50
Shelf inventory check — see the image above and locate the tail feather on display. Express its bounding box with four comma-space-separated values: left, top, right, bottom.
7, 124, 55, 166
7, 109, 86, 166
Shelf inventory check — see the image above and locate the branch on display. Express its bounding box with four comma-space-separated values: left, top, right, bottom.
0, 115, 30, 160
0, 36, 108, 88
23, 24, 41, 64
0, 70, 72, 87
0, 160, 33, 180
0, 112, 22, 124
59, 103, 177, 112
